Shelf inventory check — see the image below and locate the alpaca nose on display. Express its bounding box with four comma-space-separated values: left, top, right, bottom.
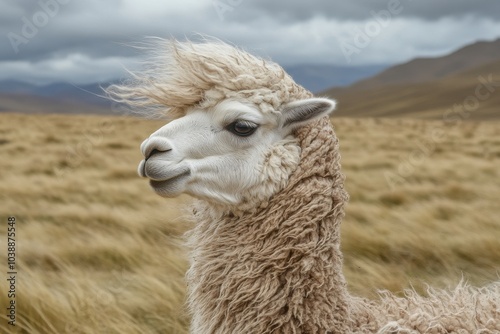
141, 137, 172, 160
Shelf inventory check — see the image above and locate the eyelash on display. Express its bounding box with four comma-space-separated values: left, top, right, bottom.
225, 120, 259, 137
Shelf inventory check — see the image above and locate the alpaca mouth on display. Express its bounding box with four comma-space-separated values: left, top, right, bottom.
137, 158, 191, 194
148, 168, 191, 195
138, 158, 190, 180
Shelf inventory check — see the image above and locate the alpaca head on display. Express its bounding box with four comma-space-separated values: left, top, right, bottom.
137, 97, 335, 205
107, 37, 336, 207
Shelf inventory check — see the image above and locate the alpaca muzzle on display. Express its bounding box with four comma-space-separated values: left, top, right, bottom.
138, 136, 190, 188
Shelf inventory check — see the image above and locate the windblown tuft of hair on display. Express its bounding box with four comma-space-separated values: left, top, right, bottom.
106, 37, 312, 118
351, 280, 500, 332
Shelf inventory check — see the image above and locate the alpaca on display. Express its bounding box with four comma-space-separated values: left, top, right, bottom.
107, 38, 500, 333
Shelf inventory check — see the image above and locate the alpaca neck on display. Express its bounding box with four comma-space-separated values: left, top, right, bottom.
186, 196, 349, 334
186, 118, 350, 334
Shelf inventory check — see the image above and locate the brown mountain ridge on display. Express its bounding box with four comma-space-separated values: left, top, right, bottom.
323, 38, 500, 120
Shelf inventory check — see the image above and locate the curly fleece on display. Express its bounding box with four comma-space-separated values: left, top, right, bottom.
108, 39, 500, 333
351, 282, 500, 333
106, 37, 311, 118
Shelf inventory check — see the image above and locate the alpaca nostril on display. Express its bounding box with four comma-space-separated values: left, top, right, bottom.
145, 148, 171, 160
147, 149, 162, 159
142, 137, 173, 160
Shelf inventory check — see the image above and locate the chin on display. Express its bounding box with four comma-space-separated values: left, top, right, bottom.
149, 178, 187, 198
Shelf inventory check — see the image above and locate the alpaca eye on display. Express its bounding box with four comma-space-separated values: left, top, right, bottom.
226, 120, 258, 137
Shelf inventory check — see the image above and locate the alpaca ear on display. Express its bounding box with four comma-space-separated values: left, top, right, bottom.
281, 98, 336, 130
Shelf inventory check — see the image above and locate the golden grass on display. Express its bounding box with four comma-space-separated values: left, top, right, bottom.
0, 113, 499, 333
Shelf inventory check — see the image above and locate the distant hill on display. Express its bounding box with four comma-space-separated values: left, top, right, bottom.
0, 93, 113, 115
284, 64, 388, 93
0, 63, 388, 114
0, 80, 113, 107
322, 38, 500, 120
342, 38, 500, 91
0, 80, 121, 115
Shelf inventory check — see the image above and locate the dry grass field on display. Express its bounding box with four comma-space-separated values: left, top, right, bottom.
0, 112, 499, 333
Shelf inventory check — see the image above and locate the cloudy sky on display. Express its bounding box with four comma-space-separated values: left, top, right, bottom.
2, 0, 500, 85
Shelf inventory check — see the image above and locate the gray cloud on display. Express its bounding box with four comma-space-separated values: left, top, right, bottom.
0, 0, 499, 84
230, 0, 500, 22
